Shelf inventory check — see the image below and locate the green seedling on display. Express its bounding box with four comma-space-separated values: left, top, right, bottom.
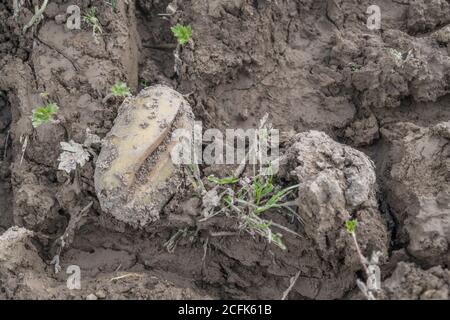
171, 24, 193, 45
253, 175, 274, 205
111, 81, 131, 97
254, 184, 300, 215
344, 217, 382, 300
345, 218, 358, 234
83, 8, 103, 37
203, 163, 301, 250
186, 116, 300, 251
31, 103, 59, 128
102, 82, 132, 103
246, 217, 286, 250
208, 175, 239, 185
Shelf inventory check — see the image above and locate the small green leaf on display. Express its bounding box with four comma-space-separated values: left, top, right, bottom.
83, 8, 103, 35
254, 184, 299, 214
111, 81, 131, 97
171, 24, 193, 45
208, 175, 239, 185
223, 194, 233, 206
31, 103, 59, 128
345, 219, 358, 234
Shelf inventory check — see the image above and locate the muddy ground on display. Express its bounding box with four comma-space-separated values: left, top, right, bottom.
0, 0, 449, 300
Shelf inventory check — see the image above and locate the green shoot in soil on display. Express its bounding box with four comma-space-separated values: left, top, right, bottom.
184, 115, 300, 251
31, 103, 59, 128
208, 175, 239, 185
171, 24, 193, 45
83, 8, 103, 38
345, 218, 358, 234
344, 217, 382, 300
111, 81, 131, 97
202, 165, 301, 251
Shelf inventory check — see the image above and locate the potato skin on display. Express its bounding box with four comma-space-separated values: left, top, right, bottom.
94, 85, 194, 227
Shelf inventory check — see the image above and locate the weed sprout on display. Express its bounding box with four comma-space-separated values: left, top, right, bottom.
191, 162, 301, 251
111, 81, 131, 97
346, 218, 383, 300
83, 8, 103, 39
31, 103, 59, 128
171, 24, 193, 45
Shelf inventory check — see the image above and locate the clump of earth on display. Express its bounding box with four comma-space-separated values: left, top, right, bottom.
0, 0, 449, 300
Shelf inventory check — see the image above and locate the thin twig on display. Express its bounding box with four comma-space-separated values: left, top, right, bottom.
110, 273, 143, 282
13, 0, 25, 20
35, 36, 81, 71
281, 271, 301, 300
19, 134, 28, 167
3, 129, 10, 160
201, 237, 209, 269
352, 232, 370, 276
209, 231, 238, 237
50, 201, 93, 274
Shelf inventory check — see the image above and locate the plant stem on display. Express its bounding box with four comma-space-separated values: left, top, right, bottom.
351, 232, 370, 276
23, 0, 49, 33
281, 271, 301, 300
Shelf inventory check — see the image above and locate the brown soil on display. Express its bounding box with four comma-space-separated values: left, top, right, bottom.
0, 0, 449, 300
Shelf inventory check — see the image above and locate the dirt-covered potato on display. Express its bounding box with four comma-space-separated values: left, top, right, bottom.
95, 85, 194, 227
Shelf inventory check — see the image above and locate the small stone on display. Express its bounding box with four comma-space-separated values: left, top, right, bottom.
95, 290, 107, 299
434, 25, 450, 44
86, 293, 98, 300
55, 14, 67, 25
